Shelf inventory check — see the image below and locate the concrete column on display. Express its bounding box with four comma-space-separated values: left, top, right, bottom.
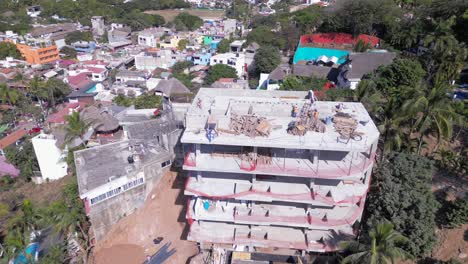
252, 174, 256, 183
196, 171, 202, 182
195, 144, 201, 156
309, 178, 314, 189
348, 151, 354, 176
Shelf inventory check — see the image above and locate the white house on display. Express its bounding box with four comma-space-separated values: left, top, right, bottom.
209, 52, 246, 78
32, 133, 68, 183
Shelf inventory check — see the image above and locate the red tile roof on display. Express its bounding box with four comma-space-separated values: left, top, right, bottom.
85, 66, 106, 74
67, 72, 91, 88
0, 129, 27, 149
47, 102, 86, 124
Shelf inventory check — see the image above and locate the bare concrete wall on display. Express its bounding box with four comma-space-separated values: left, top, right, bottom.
89, 153, 173, 241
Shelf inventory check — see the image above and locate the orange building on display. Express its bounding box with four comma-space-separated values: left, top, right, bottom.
15, 42, 60, 65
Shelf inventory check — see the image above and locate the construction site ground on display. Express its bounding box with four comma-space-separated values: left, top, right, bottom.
93, 169, 198, 264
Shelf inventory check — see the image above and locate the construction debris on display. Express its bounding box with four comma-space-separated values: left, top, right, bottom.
287, 102, 326, 136
229, 113, 272, 137
333, 112, 363, 140
239, 151, 272, 165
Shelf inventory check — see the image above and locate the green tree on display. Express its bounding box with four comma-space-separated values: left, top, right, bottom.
341, 221, 411, 264
133, 93, 162, 109
112, 94, 133, 107
174, 13, 203, 31
293, 5, 323, 35
65, 31, 93, 45
46, 180, 92, 263
5, 141, 39, 180
64, 111, 93, 147
253, 45, 281, 74
404, 83, 457, 154
423, 16, 467, 84
205, 64, 238, 85
445, 198, 468, 228
177, 39, 189, 51
0, 83, 20, 106
365, 152, 439, 257
60, 46, 77, 60
217, 39, 233, 53
0, 42, 22, 60
171, 61, 193, 74
43, 78, 71, 109
246, 26, 284, 49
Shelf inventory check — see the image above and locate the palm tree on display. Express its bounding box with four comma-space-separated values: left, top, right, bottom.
47, 181, 92, 264
64, 111, 93, 147
423, 17, 467, 84
0, 83, 20, 106
404, 83, 457, 155
340, 221, 411, 264
28, 76, 46, 108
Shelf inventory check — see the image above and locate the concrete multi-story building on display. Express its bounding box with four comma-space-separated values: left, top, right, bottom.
210, 52, 246, 78
91, 16, 105, 36
137, 27, 172, 48
182, 88, 379, 254
15, 39, 59, 65
135, 49, 185, 71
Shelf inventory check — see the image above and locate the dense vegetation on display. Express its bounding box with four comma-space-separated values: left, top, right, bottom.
173, 12, 204, 31
365, 152, 439, 257
112, 93, 163, 109
0, 0, 182, 31
204, 64, 238, 85
0, 42, 22, 60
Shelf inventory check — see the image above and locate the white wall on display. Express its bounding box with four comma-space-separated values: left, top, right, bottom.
32, 134, 68, 182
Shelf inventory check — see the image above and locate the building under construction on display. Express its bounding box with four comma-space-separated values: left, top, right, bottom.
182, 88, 379, 255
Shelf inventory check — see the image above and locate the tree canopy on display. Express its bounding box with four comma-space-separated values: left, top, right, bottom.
253, 45, 281, 74
365, 152, 439, 257
0, 42, 22, 60
205, 64, 238, 85
174, 12, 203, 31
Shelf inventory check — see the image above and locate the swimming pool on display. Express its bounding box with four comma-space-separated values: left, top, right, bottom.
293, 47, 349, 65
85, 85, 97, 94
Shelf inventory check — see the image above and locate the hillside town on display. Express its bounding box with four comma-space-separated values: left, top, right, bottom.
0, 0, 466, 264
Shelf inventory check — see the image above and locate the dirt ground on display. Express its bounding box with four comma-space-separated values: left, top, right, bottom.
93, 170, 198, 264
432, 224, 468, 262
145, 9, 225, 22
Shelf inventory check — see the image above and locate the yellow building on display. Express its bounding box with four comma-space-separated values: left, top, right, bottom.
159, 35, 181, 49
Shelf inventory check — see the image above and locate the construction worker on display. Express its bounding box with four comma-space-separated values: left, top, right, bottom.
313, 109, 319, 119
308, 90, 317, 105
292, 105, 299, 117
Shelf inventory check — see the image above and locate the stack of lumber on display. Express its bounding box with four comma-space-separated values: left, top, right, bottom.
229, 113, 272, 137
287, 107, 326, 136
238, 151, 272, 165
333, 112, 361, 138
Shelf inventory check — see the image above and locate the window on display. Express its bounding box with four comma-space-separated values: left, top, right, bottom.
161, 160, 171, 168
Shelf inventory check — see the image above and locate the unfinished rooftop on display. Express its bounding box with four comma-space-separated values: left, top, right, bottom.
75, 139, 170, 196
182, 89, 379, 152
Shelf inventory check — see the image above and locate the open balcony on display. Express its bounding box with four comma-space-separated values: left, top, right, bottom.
183, 145, 375, 180
188, 221, 353, 253
187, 197, 365, 230
184, 172, 369, 206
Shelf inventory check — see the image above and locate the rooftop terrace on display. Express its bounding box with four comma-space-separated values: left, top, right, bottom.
182, 89, 379, 152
